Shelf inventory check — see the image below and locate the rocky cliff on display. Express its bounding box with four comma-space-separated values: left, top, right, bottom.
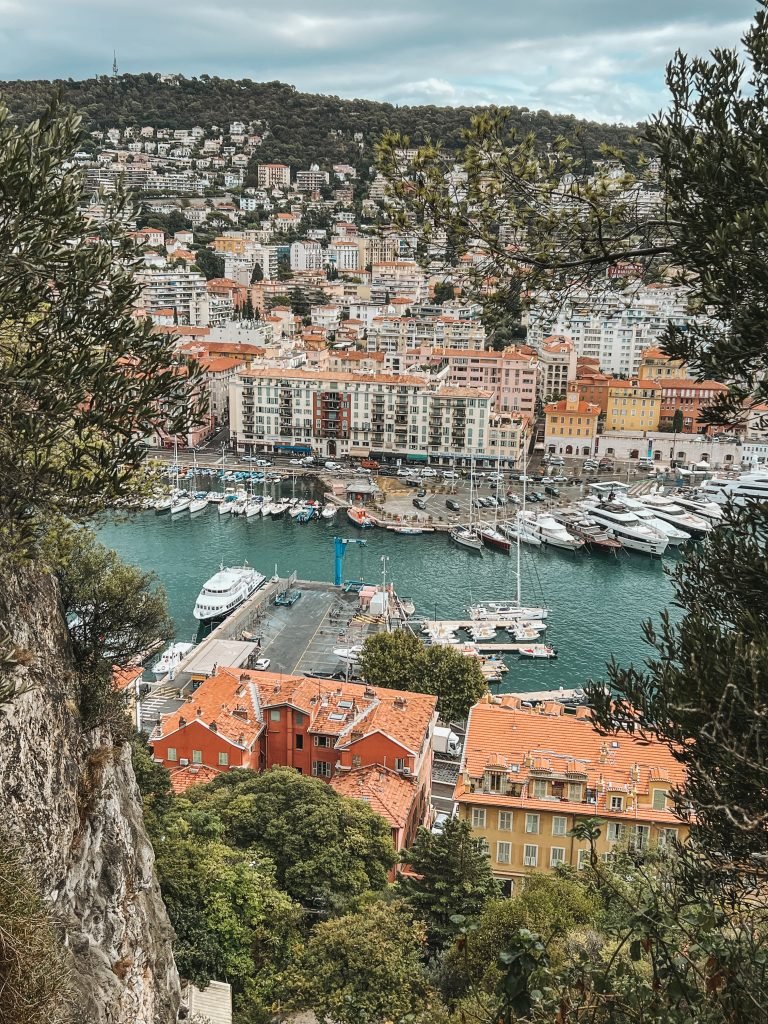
0, 561, 179, 1023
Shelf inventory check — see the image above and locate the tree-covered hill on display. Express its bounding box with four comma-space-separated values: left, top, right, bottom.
0, 73, 640, 170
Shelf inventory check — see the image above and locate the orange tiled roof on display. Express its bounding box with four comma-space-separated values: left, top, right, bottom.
155, 669, 264, 749
545, 399, 600, 416
112, 665, 143, 692
456, 700, 684, 823
199, 356, 245, 373
169, 763, 223, 793
330, 765, 416, 828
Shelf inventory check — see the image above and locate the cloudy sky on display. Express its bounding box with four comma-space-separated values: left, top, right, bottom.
0, 1, 757, 123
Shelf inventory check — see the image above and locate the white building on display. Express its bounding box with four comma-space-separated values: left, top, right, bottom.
296, 165, 330, 191
137, 268, 210, 326
290, 240, 325, 272
327, 240, 360, 272
228, 368, 507, 463
536, 335, 578, 401
257, 163, 291, 189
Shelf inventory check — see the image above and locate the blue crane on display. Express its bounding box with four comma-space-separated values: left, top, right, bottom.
333, 536, 367, 587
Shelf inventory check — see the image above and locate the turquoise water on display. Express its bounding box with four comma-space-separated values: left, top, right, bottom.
96, 483, 678, 694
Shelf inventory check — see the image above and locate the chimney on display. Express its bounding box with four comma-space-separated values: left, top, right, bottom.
209, 721, 218, 733
364, 686, 375, 698
393, 697, 407, 710
196, 707, 203, 717
178, 716, 186, 727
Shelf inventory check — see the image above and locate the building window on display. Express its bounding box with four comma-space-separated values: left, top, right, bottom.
552, 816, 567, 837
634, 825, 650, 850
312, 760, 332, 778
496, 841, 512, 864
550, 847, 566, 867
607, 823, 624, 842
486, 771, 503, 793
523, 844, 538, 867
525, 813, 540, 834
295, 734, 304, 750
192, 750, 202, 764
395, 758, 406, 771
166, 747, 177, 762
218, 752, 229, 767
294, 712, 304, 726
498, 811, 514, 831
568, 783, 583, 801
652, 789, 667, 811
532, 779, 548, 799
471, 808, 487, 828
577, 849, 589, 870
610, 795, 624, 811
270, 709, 281, 722
659, 827, 679, 848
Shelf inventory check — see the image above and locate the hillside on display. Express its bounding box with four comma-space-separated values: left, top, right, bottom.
0, 73, 640, 170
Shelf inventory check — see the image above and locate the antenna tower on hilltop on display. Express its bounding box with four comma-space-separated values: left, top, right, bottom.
112, 51, 119, 77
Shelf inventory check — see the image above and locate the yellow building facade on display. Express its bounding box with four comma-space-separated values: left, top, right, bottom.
455, 697, 687, 889
637, 347, 689, 381
604, 379, 662, 432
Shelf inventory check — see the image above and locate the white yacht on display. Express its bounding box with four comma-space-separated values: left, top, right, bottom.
260, 500, 275, 517
672, 494, 724, 522
189, 496, 209, 515
450, 525, 484, 552
154, 495, 174, 514
499, 518, 541, 547
609, 497, 691, 546
321, 503, 337, 519
229, 497, 248, 516
170, 493, 191, 516
698, 472, 768, 506
634, 495, 711, 539
152, 642, 195, 679
193, 565, 267, 622
519, 512, 585, 551
580, 501, 669, 556
245, 498, 263, 518
271, 500, 291, 517
469, 601, 549, 621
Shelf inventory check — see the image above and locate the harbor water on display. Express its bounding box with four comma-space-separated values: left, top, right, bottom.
97, 487, 679, 695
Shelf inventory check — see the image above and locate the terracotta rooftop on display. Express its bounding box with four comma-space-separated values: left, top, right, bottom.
456, 700, 685, 824
155, 670, 264, 750
112, 665, 143, 692
169, 763, 223, 794
330, 765, 416, 829
199, 356, 245, 373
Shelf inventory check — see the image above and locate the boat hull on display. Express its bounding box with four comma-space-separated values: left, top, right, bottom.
480, 530, 511, 554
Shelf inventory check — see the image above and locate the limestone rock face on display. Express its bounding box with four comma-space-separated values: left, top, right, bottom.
0, 563, 179, 1024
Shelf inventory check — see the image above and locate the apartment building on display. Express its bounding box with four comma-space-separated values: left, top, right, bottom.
604, 379, 662, 432
455, 696, 687, 890
257, 163, 291, 189
370, 261, 427, 304
150, 668, 437, 850
296, 166, 330, 191
657, 380, 728, 433
290, 240, 326, 272
637, 346, 689, 381
327, 240, 360, 272
544, 383, 600, 456
428, 347, 538, 416
366, 316, 486, 359
228, 367, 505, 463
137, 268, 210, 326
536, 336, 578, 401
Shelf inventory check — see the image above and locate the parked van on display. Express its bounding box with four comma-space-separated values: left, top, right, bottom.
446, 498, 461, 512
360, 459, 380, 470
413, 497, 427, 510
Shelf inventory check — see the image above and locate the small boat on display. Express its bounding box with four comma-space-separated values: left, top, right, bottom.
245, 499, 263, 518
296, 506, 315, 523
206, 491, 224, 504
218, 494, 239, 516
392, 525, 429, 535
450, 526, 483, 552
333, 644, 363, 663
170, 494, 191, 516
260, 501, 275, 517
230, 497, 248, 516
321, 503, 337, 519
499, 519, 541, 547
270, 500, 291, 518
154, 496, 173, 514
347, 506, 375, 529
189, 496, 209, 515
288, 504, 303, 519
480, 527, 511, 554
518, 644, 558, 659
152, 641, 195, 679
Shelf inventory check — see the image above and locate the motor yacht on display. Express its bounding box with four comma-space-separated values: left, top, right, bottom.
189, 495, 209, 515
697, 472, 768, 506
499, 519, 541, 547
519, 512, 585, 551
152, 642, 195, 679
321, 503, 337, 519
271, 500, 291, 517
637, 495, 712, 539
579, 501, 669, 556
193, 565, 266, 622
672, 494, 724, 522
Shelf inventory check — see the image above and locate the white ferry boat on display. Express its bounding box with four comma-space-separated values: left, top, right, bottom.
152, 642, 195, 678
193, 565, 266, 622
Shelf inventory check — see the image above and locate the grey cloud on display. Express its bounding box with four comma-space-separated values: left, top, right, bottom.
0, 0, 757, 122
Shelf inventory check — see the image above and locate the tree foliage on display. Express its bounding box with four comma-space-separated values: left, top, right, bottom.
178, 767, 397, 911
286, 900, 434, 1024
193, 247, 224, 280
359, 630, 487, 722
0, 103, 205, 556
399, 818, 500, 954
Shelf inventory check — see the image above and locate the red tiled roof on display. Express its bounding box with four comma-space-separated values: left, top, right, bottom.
169, 763, 223, 793
155, 669, 264, 749
112, 665, 143, 692
330, 765, 416, 828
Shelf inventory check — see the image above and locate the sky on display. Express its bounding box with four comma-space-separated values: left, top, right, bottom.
0, 1, 758, 123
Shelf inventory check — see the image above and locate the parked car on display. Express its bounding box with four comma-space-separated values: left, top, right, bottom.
446, 498, 461, 512
299, 457, 316, 466
405, 477, 420, 487
288, 457, 303, 465
420, 467, 438, 477
547, 455, 565, 466
506, 493, 521, 505
472, 498, 484, 508
324, 461, 342, 471
529, 491, 545, 502
254, 658, 271, 671
431, 812, 450, 835
487, 472, 504, 482
441, 470, 459, 479
551, 474, 568, 483
417, 488, 427, 497
545, 485, 560, 497
397, 467, 416, 477
413, 497, 427, 510
254, 459, 272, 467
518, 474, 532, 482
378, 467, 395, 476
360, 459, 380, 470
480, 497, 495, 507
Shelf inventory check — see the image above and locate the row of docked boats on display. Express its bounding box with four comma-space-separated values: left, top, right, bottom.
450, 490, 722, 558
149, 489, 338, 522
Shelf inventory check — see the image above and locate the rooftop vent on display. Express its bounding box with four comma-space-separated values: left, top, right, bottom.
232, 706, 249, 721
209, 722, 218, 733
393, 697, 407, 710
